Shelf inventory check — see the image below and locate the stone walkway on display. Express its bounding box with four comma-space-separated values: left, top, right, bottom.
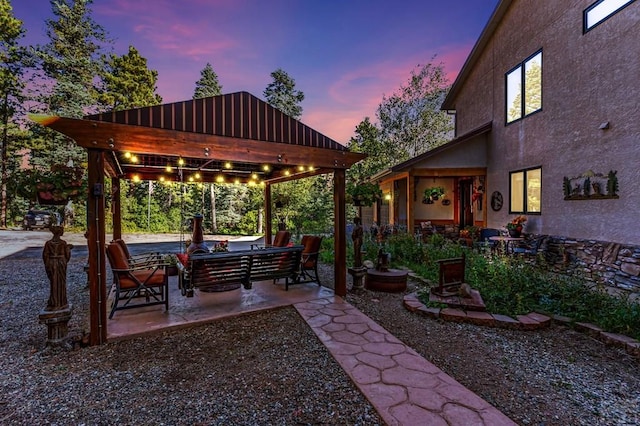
295, 297, 516, 426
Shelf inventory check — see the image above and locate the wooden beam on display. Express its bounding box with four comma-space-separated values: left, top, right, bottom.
334, 169, 346, 297
87, 149, 107, 346
112, 177, 121, 241
411, 167, 486, 177
265, 183, 272, 245
33, 115, 367, 170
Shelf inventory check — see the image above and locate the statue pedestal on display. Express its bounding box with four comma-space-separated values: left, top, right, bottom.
348, 266, 368, 291
365, 268, 408, 293
39, 305, 73, 346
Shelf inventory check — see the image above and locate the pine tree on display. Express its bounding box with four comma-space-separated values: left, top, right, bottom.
263, 68, 304, 119
0, 0, 30, 227
193, 62, 222, 99
99, 45, 162, 111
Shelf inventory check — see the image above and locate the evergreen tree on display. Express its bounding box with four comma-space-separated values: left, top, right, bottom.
376, 61, 453, 162
39, 0, 110, 118
0, 0, 30, 227
263, 68, 304, 119
99, 45, 162, 111
193, 62, 222, 99
32, 0, 111, 170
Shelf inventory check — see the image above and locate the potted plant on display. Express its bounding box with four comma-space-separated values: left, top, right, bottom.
423, 186, 445, 203
347, 182, 382, 207
164, 254, 179, 276
506, 215, 527, 237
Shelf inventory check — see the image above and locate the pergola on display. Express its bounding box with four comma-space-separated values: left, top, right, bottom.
33, 91, 365, 346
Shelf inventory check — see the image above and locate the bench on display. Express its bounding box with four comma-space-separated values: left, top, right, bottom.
178, 245, 303, 296
431, 255, 466, 297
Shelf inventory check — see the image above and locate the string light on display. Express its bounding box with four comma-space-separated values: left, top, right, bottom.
234, 178, 240, 185
188, 176, 194, 182
262, 165, 270, 172
132, 174, 140, 182
298, 166, 305, 172
216, 175, 225, 183
166, 165, 173, 172
284, 170, 290, 176
224, 162, 232, 169
194, 171, 201, 179
124, 152, 132, 159
178, 158, 185, 166
130, 155, 138, 163
251, 173, 258, 180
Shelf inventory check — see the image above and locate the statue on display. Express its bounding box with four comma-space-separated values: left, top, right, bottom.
351, 217, 364, 267
42, 225, 73, 311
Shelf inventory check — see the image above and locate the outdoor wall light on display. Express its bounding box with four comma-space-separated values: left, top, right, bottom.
599, 121, 610, 130
385, 193, 392, 201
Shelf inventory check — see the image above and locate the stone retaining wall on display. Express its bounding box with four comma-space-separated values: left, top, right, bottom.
538, 236, 639, 299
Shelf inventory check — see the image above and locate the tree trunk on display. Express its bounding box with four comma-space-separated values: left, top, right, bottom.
1, 91, 10, 229
209, 183, 217, 233
257, 208, 263, 234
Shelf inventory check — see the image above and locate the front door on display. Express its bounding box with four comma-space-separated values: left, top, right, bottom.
459, 179, 473, 228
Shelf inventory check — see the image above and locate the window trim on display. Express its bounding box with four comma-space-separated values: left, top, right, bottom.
505, 49, 543, 125
509, 166, 542, 215
584, 0, 636, 33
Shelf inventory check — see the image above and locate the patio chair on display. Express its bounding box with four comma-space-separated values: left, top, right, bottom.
112, 238, 162, 267
296, 235, 323, 285
513, 235, 546, 258
252, 230, 291, 250
474, 228, 501, 252
106, 241, 169, 319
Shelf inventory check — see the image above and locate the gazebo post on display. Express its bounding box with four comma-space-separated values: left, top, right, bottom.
86, 149, 107, 345
334, 169, 347, 296
111, 177, 121, 241
265, 183, 272, 245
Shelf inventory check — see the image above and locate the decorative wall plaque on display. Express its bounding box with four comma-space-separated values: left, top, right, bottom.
563, 170, 619, 200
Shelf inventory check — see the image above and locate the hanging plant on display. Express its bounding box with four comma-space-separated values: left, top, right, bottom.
423, 186, 445, 203
347, 182, 382, 207
19, 165, 86, 205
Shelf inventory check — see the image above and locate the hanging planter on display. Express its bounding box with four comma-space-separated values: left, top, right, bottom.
423, 186, 445, 203
20, 165, 86, 205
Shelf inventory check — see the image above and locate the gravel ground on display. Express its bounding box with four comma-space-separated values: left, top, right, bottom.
1, 254, 639, 425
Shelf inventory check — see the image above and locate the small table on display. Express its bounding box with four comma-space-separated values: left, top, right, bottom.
489, 236, 524, 254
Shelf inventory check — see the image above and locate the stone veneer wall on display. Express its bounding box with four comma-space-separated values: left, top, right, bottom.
540, 236, 640, 300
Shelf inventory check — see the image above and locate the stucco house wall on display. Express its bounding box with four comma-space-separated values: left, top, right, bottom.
445, 0, 639, 246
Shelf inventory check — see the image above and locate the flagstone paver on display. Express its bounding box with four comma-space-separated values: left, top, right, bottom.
295, 297, 516, 426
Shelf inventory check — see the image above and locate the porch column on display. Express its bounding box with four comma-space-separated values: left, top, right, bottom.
111, 177, 121, 241
407, 177, 414, 234
264, 183, 272, 245
87, 149, 107, 345
334, 169, 347, 297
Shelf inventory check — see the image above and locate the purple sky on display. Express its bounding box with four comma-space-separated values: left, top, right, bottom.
13, 0, 497, 144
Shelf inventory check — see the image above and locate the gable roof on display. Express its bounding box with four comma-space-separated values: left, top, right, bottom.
85, 91, 348, 151
441, 0, 512, 110
391, 121, 492, 171
33, 92, 365, 184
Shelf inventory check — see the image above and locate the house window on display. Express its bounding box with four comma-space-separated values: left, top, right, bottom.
510, 167, 541, 214
584, 0, 635, 32
506, 51, 542, 124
